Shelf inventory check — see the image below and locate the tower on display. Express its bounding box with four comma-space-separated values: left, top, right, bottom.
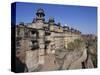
36, 8, 45, 22
48, 17, 55, 25
35, 8, 45, 64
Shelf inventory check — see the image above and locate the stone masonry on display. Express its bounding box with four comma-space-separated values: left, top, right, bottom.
16, 8, 81, 71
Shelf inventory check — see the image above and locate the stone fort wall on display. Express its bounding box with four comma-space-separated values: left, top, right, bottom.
16, 8, 81, 69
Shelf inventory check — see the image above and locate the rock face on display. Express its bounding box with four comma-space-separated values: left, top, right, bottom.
84, 55, 94, 68
25, 50, 39, 72
32, 48, 94, 71
55, 50, 83, 70
40, 54, 59, 71
54, 48, 94, 70
67, 49, 87, 69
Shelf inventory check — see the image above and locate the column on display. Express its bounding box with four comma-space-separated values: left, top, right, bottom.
38, 29, 45, 64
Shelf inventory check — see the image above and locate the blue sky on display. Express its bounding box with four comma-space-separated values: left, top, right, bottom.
14, 2, 97, 34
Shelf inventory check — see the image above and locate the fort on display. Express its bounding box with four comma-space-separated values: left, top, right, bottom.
15, 8, 95, 72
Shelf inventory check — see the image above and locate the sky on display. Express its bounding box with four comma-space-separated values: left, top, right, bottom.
12, 2, 97, 34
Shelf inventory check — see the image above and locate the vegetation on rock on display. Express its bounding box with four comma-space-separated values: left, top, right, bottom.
67, 39, 85, 51
85, 37, 97, 68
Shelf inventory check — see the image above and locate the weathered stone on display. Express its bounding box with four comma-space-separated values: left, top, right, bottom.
25, 50, 39, 72
15, 8, 96, 72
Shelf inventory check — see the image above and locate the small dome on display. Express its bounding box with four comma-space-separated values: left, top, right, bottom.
36, 8, 45, 16
74, 29, 77, 32
58, 22, 61, 25
63, 26, 69, 29
37, 8, 44, 13
49, 17, 55, 22
19, 22, 24, 25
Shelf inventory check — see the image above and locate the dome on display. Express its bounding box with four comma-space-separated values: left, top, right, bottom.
49, 17, 55, 22
36, 8, 45, 16
37, 8, 44, 13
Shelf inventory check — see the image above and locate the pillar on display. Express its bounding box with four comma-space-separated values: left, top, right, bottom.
38, 29, 45, 64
